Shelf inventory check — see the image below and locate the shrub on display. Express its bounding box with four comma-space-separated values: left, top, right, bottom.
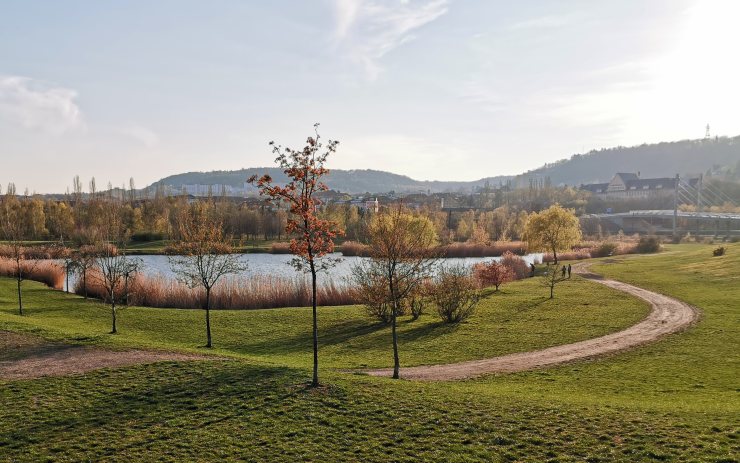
500, 251, 531, 280
713, 247, 726, 257
590, 242, 618, 258
473, 261, 514, 291
430, 265, 481, 323
636, 236, 661, 254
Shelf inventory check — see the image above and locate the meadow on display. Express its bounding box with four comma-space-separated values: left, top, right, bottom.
0, 243, 738, 462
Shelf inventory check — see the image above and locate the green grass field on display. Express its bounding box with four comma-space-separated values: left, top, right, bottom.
1, 243, 738, 462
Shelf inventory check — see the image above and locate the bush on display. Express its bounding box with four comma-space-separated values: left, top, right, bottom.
430, 265, 481, 323
500, 251, 531, 280
636, 236, 661, 254
590, 242, 618, 258
713, 247, 726, 257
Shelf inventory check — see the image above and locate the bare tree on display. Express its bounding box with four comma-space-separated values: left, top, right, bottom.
542, 265, 569, 299
0, 185, 46, 315
351, 205, 438, 379
167, 202, 246, 348
93, 201, 131, 334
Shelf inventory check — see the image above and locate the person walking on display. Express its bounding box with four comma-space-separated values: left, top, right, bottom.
567, 264, 572, 279
561, 265, 567, 278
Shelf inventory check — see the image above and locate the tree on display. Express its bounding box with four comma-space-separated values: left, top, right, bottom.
351, 206, 437, 379
167, 202, 246, 348
542, 265, 568, 299
92, 201, 132, 334
0, 186, 47, 315
76, 245, 98, 299
473, 260, 514, 291
249, 124, 343, 387
523, 204, 582, 265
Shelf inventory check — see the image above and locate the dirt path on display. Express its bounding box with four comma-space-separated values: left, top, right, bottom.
366, 262, 699, 380
0, 331, 209, 381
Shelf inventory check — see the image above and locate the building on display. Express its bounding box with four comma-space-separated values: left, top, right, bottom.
581, 173, 698, 199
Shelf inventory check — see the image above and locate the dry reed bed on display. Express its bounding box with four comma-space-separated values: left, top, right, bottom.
340, 240, 528, 258
0, 258, 64, 290
75, 270, 359, 310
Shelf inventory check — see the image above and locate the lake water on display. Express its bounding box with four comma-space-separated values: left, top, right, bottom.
63, 252, 543, 292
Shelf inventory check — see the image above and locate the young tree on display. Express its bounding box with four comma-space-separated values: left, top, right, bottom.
542, 265, 569, 299
0, 186, 47, 315
249, 124, 343, 387
167, 202, 246, 348
76, 245, 98, 299
93, 201, 132, 334
351, 206, 437, 379
473, 260, 514, 291
523, 204, 582, 265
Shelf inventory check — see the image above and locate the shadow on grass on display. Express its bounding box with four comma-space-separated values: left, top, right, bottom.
0, 361, 312, 453
238, 318, 386, 356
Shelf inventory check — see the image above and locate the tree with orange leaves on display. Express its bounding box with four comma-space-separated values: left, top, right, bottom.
249, 123, 343, 387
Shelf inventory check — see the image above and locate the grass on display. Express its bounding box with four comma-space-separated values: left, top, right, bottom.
1, 243, 738, 462
0, 276, 647, 370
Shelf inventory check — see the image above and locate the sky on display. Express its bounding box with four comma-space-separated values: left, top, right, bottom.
1, 0, 739, 193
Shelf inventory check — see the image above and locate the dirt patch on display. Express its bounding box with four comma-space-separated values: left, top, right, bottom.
0, 331, 211, 381
365, 262, 699, 380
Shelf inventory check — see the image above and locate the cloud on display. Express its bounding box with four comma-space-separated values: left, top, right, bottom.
0, 75, 83, 134
119, 125, 160, 148
507, 13, 580, 31
331, 0, 449, 79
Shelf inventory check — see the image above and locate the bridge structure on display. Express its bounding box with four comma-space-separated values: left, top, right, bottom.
582, 175, 740, 237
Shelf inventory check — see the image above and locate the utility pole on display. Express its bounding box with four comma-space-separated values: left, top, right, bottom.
672, 174, 679, 237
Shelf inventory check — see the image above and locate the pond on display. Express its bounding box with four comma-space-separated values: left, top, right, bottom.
62, 252, 543, 292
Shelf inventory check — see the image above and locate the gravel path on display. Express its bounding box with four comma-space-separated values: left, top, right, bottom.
0, 331, 209, 381
365, 262, 699, 380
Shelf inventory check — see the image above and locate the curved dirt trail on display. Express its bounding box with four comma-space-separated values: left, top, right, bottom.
0, 331, 210, 381
366, 263, 699, 381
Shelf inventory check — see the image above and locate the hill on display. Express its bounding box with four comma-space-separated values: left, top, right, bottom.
150, 136, 740, 194
515, 135, 740, 186
152, 168, 512, 195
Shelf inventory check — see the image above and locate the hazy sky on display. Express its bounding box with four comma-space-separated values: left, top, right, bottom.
2, 0, 739, 193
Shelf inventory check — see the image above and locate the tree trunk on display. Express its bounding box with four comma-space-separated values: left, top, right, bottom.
16, 276, 23, 316
65, 268, 70, 294
311, 264, 319, 387
83, 270, 88, 299
553, 247, 558, 266
390, 277, 400, 379
205, 287, 212, 348
391, 305, 400, 379
111, 299, 117, 334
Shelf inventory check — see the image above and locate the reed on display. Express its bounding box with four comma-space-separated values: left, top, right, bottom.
269, 242, 293, 254
440, 241, 527, 258
0, 258, 64, 290
75, 270, 359, 310
339, 241, 371, 257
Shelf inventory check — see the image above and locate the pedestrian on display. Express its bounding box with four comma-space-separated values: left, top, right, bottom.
567, 264, 572, 279
530, 262, 536, 277
561, 265, 567, 278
